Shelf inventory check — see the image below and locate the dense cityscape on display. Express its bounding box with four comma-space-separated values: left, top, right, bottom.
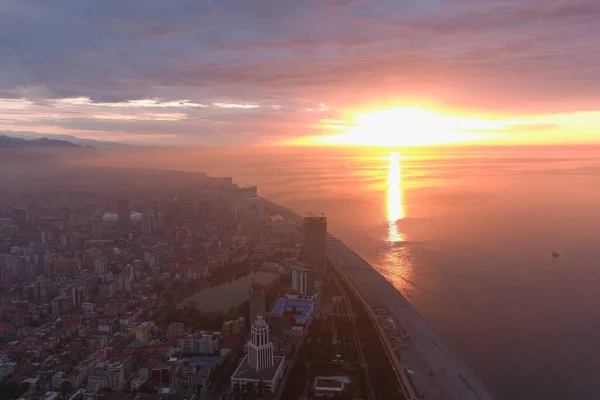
0, 168, 409, 400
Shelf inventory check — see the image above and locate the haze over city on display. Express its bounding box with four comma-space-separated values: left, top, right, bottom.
2, 0, 600, 146
2, 2, 600, 400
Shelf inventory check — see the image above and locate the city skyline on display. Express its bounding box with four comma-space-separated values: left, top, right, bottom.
1, 1, 600, 146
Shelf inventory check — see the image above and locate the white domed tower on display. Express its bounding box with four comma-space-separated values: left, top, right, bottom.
231, 316, 286, 393
248, 315, 274, 371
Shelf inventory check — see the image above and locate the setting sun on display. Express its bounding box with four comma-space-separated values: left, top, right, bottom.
353, 108, 469, 146
289, 107, 505, 147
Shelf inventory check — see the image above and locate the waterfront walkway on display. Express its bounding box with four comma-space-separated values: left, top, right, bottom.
328, 237, 494, 400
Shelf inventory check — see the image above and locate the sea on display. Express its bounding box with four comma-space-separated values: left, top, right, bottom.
112, 145, 600, 400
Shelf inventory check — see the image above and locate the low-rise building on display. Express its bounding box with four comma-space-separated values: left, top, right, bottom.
88, 355, 132, 391
312, 376, 351, 397
88, 335, 107, 351
167, 322, 185, 339
221, 318, 244, 337
176, 333, 220, 355
135, 321, 154, 343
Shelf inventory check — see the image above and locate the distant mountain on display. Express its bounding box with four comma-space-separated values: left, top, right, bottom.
0, 135, 81, 148
0, 135, 101, 163
0, 130, 127, 148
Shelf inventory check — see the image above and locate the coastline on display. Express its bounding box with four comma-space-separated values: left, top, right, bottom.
266, 199, 494, 400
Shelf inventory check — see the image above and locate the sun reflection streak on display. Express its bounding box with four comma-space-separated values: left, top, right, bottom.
383, 151, 414, 293
387, 151, 405, 242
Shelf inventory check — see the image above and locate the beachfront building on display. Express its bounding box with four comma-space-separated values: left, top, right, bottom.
226, 186, 258, 222
301, 215, 327, 273
230, 316, 285, 393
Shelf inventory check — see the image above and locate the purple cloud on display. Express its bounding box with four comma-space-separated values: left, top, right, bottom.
0, 0, 599, 144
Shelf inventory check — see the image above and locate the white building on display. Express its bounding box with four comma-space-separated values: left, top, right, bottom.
291, 262, 316, 297
248, 315, 273, 371
230, 316, 285, 393
102, 212, 142, 223
177, 332, 220, 355
88, 356, 132, 391
167, 322, 185, 339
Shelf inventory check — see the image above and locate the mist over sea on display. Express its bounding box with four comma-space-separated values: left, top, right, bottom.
104, 145, 600, 399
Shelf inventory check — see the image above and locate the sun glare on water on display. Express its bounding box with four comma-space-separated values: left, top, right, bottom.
298, 107, 497, 147
387, 151, 404, 242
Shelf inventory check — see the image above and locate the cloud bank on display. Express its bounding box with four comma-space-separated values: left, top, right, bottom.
1, 0, 600, 145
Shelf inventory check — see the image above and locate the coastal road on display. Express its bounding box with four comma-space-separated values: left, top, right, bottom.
331, 267, 377, 400
330, 255, 414, 400
266, 201, 493, 399
328, 238, 494, 400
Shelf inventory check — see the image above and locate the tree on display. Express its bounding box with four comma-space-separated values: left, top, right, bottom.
257, 379, 266, 399
3, 381, 21, 400
21, 382, 31, 395
232, 382, 241, 400
209, 362, 223, 382
60, 381, 72, 397
222, 353, 232, 367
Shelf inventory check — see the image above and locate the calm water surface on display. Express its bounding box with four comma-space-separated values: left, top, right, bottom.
120, 146, 600, 400
181, 271, 279, 312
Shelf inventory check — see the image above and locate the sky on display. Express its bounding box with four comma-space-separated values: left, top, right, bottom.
1, 0, 600, 146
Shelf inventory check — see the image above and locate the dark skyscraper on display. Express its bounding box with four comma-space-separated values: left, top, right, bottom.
183, 201, 194, 222
301, 215, 327, 272
117, 199, 130, 232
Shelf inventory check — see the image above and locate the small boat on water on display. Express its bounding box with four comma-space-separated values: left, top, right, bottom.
552, 251, 560, 258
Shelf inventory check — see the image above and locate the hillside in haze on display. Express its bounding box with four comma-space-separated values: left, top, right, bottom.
0, 134, 80, 148
0, 134, 101, 153
0, 134, 100, 172
0, 130, 127, 148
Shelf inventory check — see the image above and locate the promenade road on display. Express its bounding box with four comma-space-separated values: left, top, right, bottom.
328, 237, 494, 400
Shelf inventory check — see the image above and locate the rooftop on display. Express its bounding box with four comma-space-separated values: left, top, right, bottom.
249, 284, 264, 295
270, 298, 314, 325
314, 376, 350, 391
189, 356, 222, 375
179, 332, 219, 340
315, 379, 343, 389
231, 354, 285, 382
291, 261, 315, 272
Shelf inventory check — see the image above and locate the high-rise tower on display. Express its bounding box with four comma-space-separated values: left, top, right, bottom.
302, 215, 327, 272
247, 315, 274, 371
